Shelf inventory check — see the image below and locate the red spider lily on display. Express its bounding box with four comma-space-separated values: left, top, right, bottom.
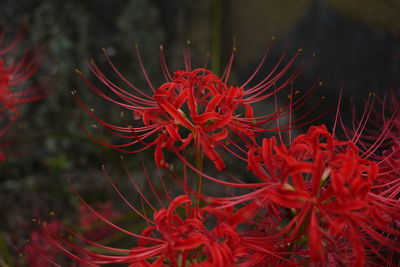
0, 27, 46, 161
45, 194, 293, 267
0, 28, 44, 118
24, 202, 121, 267
333, 90, 400, 200
40, 162, 297, 267
73, 43, 311, 170
205, 125, 400, 266
24, 220, 64, 266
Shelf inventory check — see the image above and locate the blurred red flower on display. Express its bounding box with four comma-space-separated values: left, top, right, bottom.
0, 27, 46, 161
0, 28, 44, 118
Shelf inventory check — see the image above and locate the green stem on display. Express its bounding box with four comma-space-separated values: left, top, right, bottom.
195, 134, 204, 207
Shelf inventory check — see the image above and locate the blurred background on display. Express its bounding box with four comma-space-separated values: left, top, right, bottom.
0, 0, 399, 265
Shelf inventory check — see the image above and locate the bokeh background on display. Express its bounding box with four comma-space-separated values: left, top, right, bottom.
1, 0, 399, 265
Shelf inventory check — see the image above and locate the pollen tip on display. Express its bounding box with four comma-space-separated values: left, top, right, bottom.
271, 36, 276, 41
50, 211, 55, 216
312, 52, 316, 57
186, 40, 191, 45
101, 47, 106, 52
120, 155, 124, 160
298, 48, 303, 52
232, 46, 238, 52
134, 43, 139, 48
101, 164, 105, 169
159, 44, 164, 51
321, 96, 325, 100
319, 81, 323, 86
74, 68, 82, 74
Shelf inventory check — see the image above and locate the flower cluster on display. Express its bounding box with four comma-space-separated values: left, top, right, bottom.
25, 44, 400, 267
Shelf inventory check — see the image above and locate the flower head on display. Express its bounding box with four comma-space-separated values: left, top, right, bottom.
209, 125, 400, 266
43, 177, 292, 266
74, 44, 306, 170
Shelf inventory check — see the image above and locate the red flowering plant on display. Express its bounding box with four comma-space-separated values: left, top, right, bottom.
333, 90, 400, 200
24, 220, 63, 267
0, 27, 45, 161
72, 43, 315, 171
24, 37, 400, 266
29, 122, 400, 266
38, 174, 296, 267
0, 28, 44, 118
24, 201, 121, 267
200, 125, 400, 266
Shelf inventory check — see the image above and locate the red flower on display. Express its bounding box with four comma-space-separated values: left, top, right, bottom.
45, 191, 295, 266
24, 202, 121, 266
333, 90, 400, 200
210, 125, 400, 266
0, 28, 43, 117
74, 44, 306, 170
24, 220, 63, 267
0, 28, 45, 161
